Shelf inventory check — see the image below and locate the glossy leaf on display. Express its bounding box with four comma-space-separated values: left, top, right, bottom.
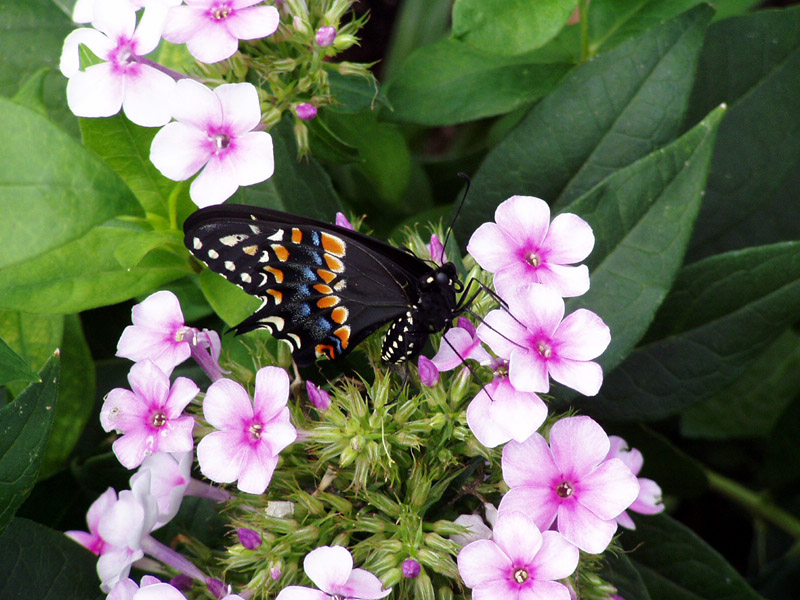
0, 354, 59, 532
455, 5, 712, 245
385, 39, 571, 125
0, 99, 142, 270
0, 337, 38, 387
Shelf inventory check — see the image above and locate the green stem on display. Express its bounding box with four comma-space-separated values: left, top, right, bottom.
168, 181, 185, 230
579, 0, 591, 63
706, 469, 800, 539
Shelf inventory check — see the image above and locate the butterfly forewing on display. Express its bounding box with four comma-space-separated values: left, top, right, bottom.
184, 205, 434, 366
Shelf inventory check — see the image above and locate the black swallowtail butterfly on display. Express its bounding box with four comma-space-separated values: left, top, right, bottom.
183, 204, 465, 367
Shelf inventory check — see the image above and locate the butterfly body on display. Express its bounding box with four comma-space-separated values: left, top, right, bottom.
183, 204, 462, 366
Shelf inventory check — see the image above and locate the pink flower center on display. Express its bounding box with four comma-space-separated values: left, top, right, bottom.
556, 481, 574, 498
525, 250, 542, 267
513, 567, 529, 584
151, 410, 167, 428
109, 38, 139, 72
209, 2, 233, 20
249, 422, 262, 442
536, 340, 552, 358
211, 133, 231, 154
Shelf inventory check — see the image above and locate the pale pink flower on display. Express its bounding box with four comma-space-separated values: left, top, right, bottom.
72, 0, 180, 23
316, 25, 337, 47
467, 195, 594, 298
60, 0, 176, 126
296, 102, 318, 120
150, 79, 274, 207
467, 375, 547, 448
197, 366, 297, 494
335, 212, 354, 230
66, 487, 117, 555
606, 436, 665, 529
163, 0, 280, 63
451, 503, 497, 546
431, 318, 491, 372
129, 451, 193, 529
499, 416, 640, 554
477, 283, 610, 396
100, 360, 197, 469
275, 546, 391, 600
457, 511, 579, 600
108, 576, 189, 600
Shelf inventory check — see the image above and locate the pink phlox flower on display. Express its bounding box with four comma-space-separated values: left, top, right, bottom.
129, 451, 193, 529
275, 545, 391, 600
95, 485, 159, 591
467, 195, 594, 298
150, 79, 274, 207
457, 511, 579, 600
72, 0, 181, 23
100, 360, 197, 469
335, 212, 354, 230
606, 436, 665, 529
108, 576, 189, 600
499, 416, 640, 554
467, 373, 547, 449
417, 355, 440, 387
306, 381, 331, 410
197, 366, 297, 494
163, 0, 280, 63
296, 102, 318, 120
66, 486, 117, 555
60, 0, 176, 126
451, 502, 497, 546
316, 25, 337, 47
427, 233, 447, 264
431, 317, 491, 372
477, 283, 610, 396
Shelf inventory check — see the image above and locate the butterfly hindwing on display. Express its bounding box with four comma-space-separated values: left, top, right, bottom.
184, 205, 440, 366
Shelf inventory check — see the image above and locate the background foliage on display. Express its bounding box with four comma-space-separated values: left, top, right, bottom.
1, 0, 799, 599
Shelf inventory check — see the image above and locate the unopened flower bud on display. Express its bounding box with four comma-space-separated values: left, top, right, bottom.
306, 380, 330, 409
333, 33, 358, 51
205, 578, 229, 599
169, 574, 193, 591
237, 527, 262, 549
293, 120, 310, 156
336, 212, 354, 230
292, 15, 311, 35
316, 25, 337, 47
270, 564, 282, 581
295, 102, 318, 121
402, 559, 421, 578
414, 571, 435, 600
418, 356, 439, 387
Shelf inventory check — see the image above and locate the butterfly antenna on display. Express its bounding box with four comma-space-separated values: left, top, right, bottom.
440, 173, 471, 264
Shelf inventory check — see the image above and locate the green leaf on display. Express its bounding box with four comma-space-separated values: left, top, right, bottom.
0, 225, 189, 314
680, 329, 800, 439
0, 98, 142, 270
0, 354, 59, 532
113, 229, 184, 270
764, 394, 800, 491
0, 337, 38, 387
237, 118, 343, 219
384, 39, 571, 126
452, 0, 579, 56
0, 311, 64, 397
455, 5, 712, 244
0, 0, 76, 135
602, 551, 652, 600
80, 114, 178, 217
594, 241, 800, 421
382, 0, 453, 80
198, 268, 259, 329
327, 71, 391, 114
11, 66, 50, 118
0, 518, 103, 599
685, 5, 800, 260
622, 514, 764, 600
39, 315, 95, 478
558, 106, 724, 409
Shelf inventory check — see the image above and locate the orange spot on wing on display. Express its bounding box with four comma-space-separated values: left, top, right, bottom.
317, 296, 340, 309
321, 233, 345, 256
314, 284, 333, 295
316, 344, 336, 360
271, 244, 289, 262
265, 266, 284, 283
334, 326, 350, 349
242, 245, 258, 256
331, 306, 348, 324
291, 228, 303, 244
317, 269, 336, 283
266, 289, 283, 304
324, 254, 344, 272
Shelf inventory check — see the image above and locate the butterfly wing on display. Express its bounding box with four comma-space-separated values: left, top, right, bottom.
184, 204, 432, 366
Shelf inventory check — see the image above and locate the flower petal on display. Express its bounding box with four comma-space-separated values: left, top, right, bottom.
533, 263, 590, 298
164, 376, 199, 417
196, 430, 245, 484
60, 28, 114, 77
150, 122, 212, 181
502, 433, 559, 488
529, 530, 578, 581
121, 64, 176, 127
186, 21, 239, 63
577, 458, 640, 520
549, 416, 609, 479
467, 222, 518, 273
508, 348, 549, 393
228, 131, 274, 186
508, 283, 564, 338
630, 478, 664, 515
477, 309, 528, 359
543, 212, 594, 264
190, 156, 240, 207
467, 380, 546, 448
492, 512, 543, 566
225, 5, 280, 40
339, 568, 391, 599
203, 378, 253, 429
555, 501, 617, 554
131, 2, 170, 55
253, 366, 290, 421
522, 580, 573, 600
237, 451, 277, 494
162, 5, 206, 43
432, 327, 476, 371
215, 82, 262, 134
457, 539, 512, 588
260, 414, 297, 455
275, 586, 329, 600
497, 486, 558, 533
553, 309, 610, 361
304, 546, 353, 592
546, 357, 604, 396
93, 0, 136, 40
494, 196, 551, 249
66, 64, 124, 118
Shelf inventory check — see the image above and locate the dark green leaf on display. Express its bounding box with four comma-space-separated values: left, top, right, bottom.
0, 518, 103, 600
452, 0, 579, 56
0, 337, 38, 387
381, 0, 453, 80
559, 106, 724, 409
764, 394, 800, 491
594, 241, 800, 421
681, 329, 800, 439
0, 225, 189, 314
11, 66, 50, 118
384, 39, 570, 126
307, 111, 362, 165
622, 514, 764, 600
0, 98, 143, 269
456, 5, 712, 244
0, 354, 59, 532
237, 118, 343, 219
80, 114, 179, 217
0, 311, 64, 397
602, 551, 652, 600
327, 71, 391, 114
686, 5, 800, 260
198, 268, 259, 329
